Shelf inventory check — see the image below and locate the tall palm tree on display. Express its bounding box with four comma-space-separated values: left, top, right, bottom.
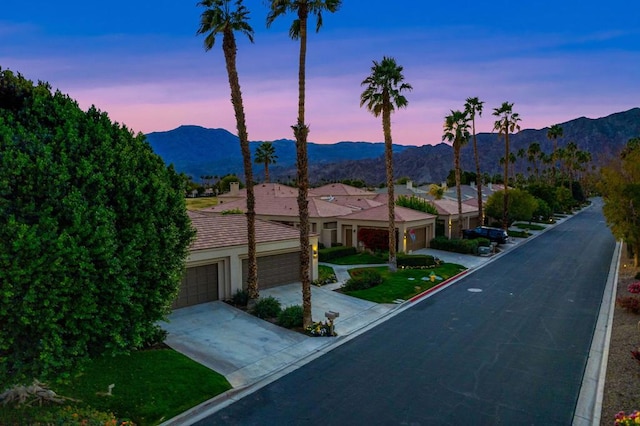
443, 109, 470, 238
360, 56, 412, 272
547, 123, 563, 183
527, 142, 542, 181
254, 141, 278, 183
266, 0, 341, 328
493, 102, 521, 230
197, 0, 259, 300
464, 97, 484, 224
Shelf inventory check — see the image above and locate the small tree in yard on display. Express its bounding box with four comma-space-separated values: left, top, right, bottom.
485, 189, 538, 226
0, 69, 195, 386
600, 138, 640, 266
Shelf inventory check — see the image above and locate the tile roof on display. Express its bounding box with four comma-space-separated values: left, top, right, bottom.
432, 198, 478, 215
189, 214, 301, 251
312, 183, 376, 197
340, 204, 435, 222
204, 195, 354, 218
218, 183, 320, 200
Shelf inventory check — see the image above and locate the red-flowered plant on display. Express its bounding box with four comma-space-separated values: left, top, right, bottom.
615, 410, 640, 425
628, 281, 640, 294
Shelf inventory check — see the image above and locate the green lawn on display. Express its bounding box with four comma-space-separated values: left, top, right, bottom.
0, 349, 231, 425
512, 222, 547, 231
343, 263, 466, 303
323, 252, 388, 265
185, 197, 218, 210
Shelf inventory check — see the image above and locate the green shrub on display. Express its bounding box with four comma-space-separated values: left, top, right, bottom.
277, 305, 304, 329
318, 246, 357, 262
36, 405, 124, 426
314, 265, 337, 286
397, 254, 439, 269
343, 269, 383, 291
508, 229, 530, 238
231, 289, 249, 307
251, 296, 282, 319
429, 236, 479, 254
140, 325, 168, 349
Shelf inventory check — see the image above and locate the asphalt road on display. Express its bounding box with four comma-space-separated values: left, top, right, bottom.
196, 200, 616, 425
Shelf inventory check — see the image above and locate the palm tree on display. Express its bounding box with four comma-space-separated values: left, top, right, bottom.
493, 102, 521, 230
443, 109, 470, 238
428, 183, 447, 200
547, 124, 563, 183
254, 141, 278, 183
527, 142, 542, 181
464, 97, 484, 224
197, 0, 259, 300
266, 0, 341, 329
360, 56, 412, 272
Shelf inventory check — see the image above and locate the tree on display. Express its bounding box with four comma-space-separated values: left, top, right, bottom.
547, 123, 563, 183
360, 56, 412, 272
443, 109, 470, 238
0, 70, 194, 385
464, 97, 485, 224
493, 102, 521, 230
527, 142, 542, 181
485, 189, 538, 226
198, 0, 259, 301
254, 141, 278, 183
601, 138, 640, 266
267, 0, 341, 328
429, 183, 447, 200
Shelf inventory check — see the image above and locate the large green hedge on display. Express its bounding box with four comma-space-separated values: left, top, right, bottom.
0, 69, 195, 385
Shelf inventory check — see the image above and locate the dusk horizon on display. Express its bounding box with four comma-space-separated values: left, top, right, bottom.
3, 0, 638, 146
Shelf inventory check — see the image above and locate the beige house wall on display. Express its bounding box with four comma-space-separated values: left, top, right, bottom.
337, 217, 436, 253
186, 235, 318, 300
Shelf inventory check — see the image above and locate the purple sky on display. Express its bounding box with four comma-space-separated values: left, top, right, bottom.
2, 0, 639, 145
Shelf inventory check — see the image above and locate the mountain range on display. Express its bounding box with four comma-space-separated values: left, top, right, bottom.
146, 108, 640, 185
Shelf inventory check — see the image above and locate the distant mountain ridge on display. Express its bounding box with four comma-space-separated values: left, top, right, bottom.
146, 108, 640, 184
146, 125, 413, 180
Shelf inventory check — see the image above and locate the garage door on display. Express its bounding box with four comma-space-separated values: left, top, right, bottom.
172, 263, 219, 309
243, 251, 301, 290
408, 227, 427, 250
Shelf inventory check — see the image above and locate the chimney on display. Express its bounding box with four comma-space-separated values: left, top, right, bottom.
230, 181, 240, 195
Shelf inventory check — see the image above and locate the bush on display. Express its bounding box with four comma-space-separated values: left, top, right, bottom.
617, 296, 640, 314
357, 228, 388, 251
628, 282, 640, 294
277, 305, 304, 329
397, 254, 439, 269
314, 265, 337, 286
251, 296, 282, 319
231, 289, 249, 307
318, 245, 357, 262
36, 405, 125, 426
429, 236, 480, 254
140, 325, 168, 349
343, 269, 383, 291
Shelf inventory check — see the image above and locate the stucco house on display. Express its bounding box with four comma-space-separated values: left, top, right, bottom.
173, 211, 318, 309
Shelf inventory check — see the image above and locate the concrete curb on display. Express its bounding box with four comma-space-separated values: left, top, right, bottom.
572, 240, 622, 425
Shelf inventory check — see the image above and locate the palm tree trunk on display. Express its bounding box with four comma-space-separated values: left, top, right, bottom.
503, 131, 510, 230
296, 4, 312, 329
264, 163, 270, 183
455, 143, 463, 238
382, 93, 397, 272
223, 29, 258, 300
472, 116, 483, 225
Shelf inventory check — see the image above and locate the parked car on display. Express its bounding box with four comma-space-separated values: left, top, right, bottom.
462, 226, 509, 244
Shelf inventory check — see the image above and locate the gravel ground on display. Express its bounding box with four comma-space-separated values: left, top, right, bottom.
600, 244, 640, 425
